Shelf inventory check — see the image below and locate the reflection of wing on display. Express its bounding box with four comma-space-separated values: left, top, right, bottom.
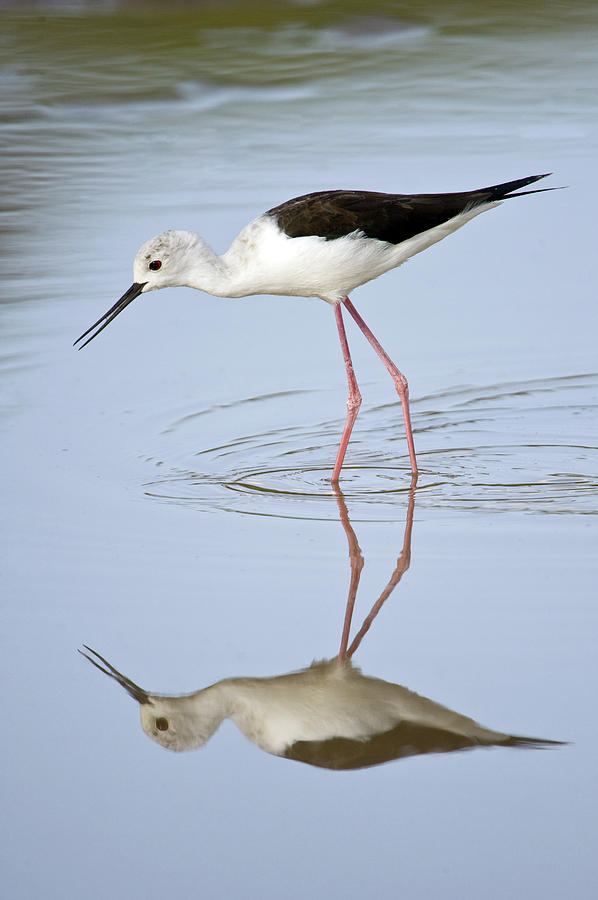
284, 721, 556, 771
232, 660, 563, 767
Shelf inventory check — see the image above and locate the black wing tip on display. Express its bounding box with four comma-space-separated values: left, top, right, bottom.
491, 172, 566, 200
504, 173, 551, 192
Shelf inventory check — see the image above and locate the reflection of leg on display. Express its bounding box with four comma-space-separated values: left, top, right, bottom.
347, 476, 417, 658
343, 296, 418, 475
332, 302, 362, 483
333, 484, 364, 662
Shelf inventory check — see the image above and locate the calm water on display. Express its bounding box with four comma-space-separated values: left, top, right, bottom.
2, 1, 597, 898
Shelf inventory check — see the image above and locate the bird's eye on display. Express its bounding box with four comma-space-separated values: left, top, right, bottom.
148, 260, 162, 271
155, 717, 169, 731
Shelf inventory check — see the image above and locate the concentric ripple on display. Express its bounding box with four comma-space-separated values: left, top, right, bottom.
141, 373, 598, 520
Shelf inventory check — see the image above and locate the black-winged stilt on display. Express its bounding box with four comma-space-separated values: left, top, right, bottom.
75, 173, 555, 481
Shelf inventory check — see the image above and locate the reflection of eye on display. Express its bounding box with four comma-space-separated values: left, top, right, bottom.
149, 260, 162, 271
155, 717, 169, 731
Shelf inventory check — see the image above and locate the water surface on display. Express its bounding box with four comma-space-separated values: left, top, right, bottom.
1, 2, 597, 898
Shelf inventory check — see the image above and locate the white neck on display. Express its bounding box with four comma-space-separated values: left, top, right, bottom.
181, 220, 291, 299
181, 239, 235, 298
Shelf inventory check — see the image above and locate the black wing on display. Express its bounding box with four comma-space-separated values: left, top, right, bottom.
267, 174, 552, 245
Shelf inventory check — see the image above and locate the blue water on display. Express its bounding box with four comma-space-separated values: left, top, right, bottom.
1, 3, 597, 898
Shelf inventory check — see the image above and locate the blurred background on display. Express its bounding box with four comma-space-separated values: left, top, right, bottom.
1, 1, 597, 897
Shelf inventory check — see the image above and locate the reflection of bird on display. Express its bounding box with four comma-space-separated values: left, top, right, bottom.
80, 647, 560, 770
74, 174, 555, 481
81, 486, 562, 769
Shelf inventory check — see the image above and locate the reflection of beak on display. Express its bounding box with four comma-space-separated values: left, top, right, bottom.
73, 282, 146, 349
79, 645, 151, 705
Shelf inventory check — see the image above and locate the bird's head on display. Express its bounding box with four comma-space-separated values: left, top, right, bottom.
73, 230, 206, 349
133, 230, 203, 292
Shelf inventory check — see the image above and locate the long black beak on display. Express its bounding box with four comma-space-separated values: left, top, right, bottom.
74, 282, 146, 349
79, 645, 151, 705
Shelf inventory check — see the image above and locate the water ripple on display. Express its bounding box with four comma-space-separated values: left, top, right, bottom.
141, 373, 598, 520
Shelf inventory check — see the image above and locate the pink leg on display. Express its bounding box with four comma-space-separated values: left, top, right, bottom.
332, 303, 362, 483
343, 296, 418, 476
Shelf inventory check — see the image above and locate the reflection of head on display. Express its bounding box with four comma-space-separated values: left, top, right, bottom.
139, 695, 222, 752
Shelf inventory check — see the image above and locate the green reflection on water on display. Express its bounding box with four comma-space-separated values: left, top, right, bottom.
2, 0, 597, 106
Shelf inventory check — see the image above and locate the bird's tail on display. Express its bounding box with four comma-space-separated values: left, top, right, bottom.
483, 173, 561, 199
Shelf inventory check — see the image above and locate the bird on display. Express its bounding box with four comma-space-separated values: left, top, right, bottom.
79, 645, 561, 771
74, 173, 555, 481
